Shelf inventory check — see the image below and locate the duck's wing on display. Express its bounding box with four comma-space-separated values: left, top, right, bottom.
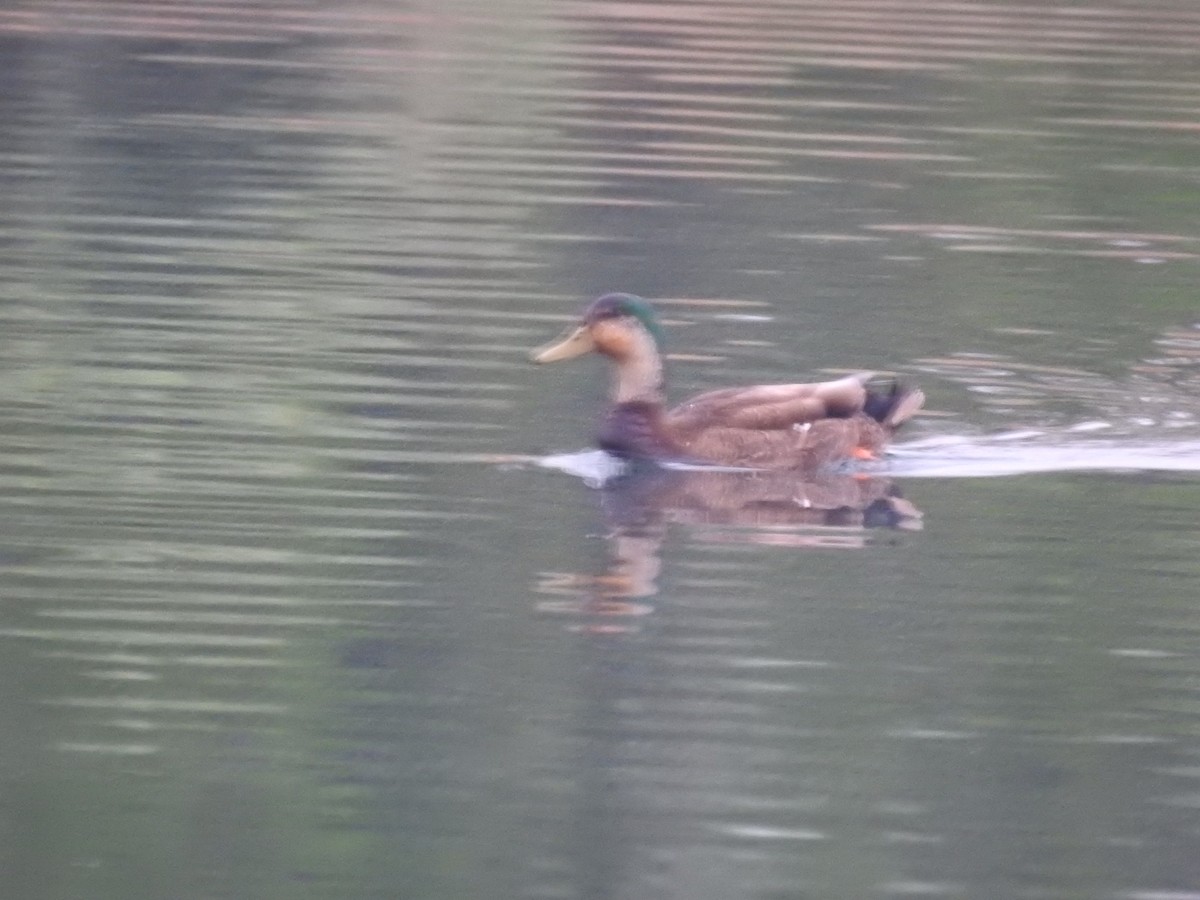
670, 420, 866, 469
666, 373, 875, 433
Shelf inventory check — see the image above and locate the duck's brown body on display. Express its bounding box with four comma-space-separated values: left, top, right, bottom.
533, 294, 924, 471
596, 376, 920, 469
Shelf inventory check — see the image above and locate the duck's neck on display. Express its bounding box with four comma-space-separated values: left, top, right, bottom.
611, 329, 665, 405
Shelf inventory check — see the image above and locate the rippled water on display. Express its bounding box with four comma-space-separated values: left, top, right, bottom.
2, 1, 1200, 898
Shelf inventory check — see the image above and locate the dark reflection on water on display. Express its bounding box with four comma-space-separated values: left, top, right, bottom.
535, 465, 922, 631
2, 1, 1200, 899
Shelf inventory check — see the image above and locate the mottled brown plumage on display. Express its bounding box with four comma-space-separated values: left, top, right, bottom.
532, 294, 924, 471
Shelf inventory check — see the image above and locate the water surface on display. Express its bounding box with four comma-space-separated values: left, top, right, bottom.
2, 2, 1200, 898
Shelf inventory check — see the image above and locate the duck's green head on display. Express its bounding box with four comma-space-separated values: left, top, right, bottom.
531, 293, 665, 363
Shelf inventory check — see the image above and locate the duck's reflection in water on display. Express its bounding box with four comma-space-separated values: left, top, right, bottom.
536, 467, 921, 633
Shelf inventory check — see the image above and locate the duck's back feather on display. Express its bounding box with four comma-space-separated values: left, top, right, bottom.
662, 375, 924, 470
666, 373, 890, 431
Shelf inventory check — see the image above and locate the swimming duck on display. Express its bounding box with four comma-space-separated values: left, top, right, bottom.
531, 293, 924, 470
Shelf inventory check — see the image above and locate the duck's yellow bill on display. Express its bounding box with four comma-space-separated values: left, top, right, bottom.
531, 326, 595, 363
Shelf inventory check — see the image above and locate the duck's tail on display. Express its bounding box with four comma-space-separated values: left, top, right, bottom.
862, 380, 925, 429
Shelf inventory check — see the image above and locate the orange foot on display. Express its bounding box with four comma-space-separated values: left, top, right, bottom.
851, 446, 878, 461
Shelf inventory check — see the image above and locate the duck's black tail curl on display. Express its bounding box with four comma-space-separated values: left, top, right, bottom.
863, 380, 925, 429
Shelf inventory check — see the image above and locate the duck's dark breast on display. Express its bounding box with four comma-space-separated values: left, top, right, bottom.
597, 402, 679, 460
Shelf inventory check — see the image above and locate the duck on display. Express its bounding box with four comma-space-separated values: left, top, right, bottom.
530, 293, 924, 471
